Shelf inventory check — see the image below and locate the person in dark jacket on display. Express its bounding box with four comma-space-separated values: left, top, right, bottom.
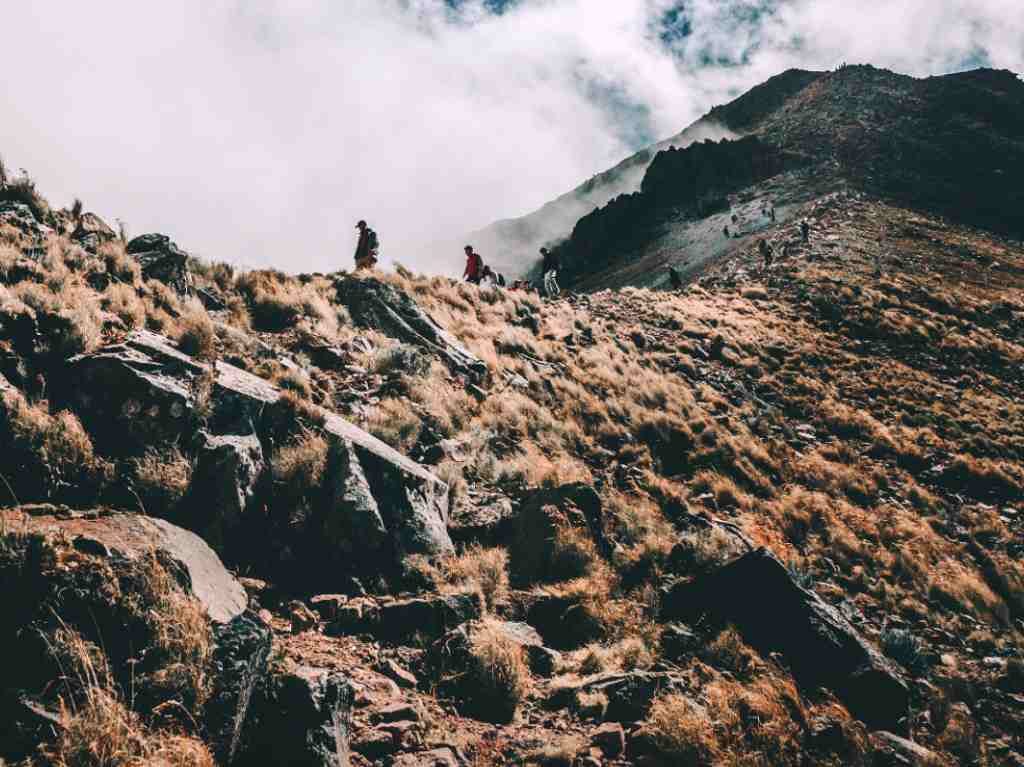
540, 247, 560, 298
800, 220, 811, 243
354, 220, 379, 269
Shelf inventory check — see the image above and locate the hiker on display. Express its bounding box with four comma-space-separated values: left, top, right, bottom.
723, 225, 731, 239
540, 247, 560, 298
463, 245, 483, 284
497, 272, 506, 287
758, 238, 774, 269
800, 220, 810, 243
769, 206, 776, 222
480, 265, 497, 286
731, 213, 739, 224
354, 220, 379, 270
668, 266, 684, 290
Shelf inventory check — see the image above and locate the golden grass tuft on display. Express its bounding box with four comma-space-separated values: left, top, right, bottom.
271, 429, 328, 490
468, 617, 531, 722
132, 446, 194, 514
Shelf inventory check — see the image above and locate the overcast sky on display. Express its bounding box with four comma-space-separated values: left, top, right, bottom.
2, 1, 1021, 273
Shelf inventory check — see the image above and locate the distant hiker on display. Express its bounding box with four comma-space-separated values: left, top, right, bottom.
481, 265, 497, 286
668, 266, 684, 290
463, 245, 483, 284
723, 225, 731, 239
731, 213, 739, 224
800, 220, 810, 243
497, 272, 506, 287
354, 220, 379, 270
769, 207, 776, 222
541, 247, 560, 298
758, 238, 774, 268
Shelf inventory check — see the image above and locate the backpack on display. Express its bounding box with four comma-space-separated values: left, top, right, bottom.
367, 228, 380, 255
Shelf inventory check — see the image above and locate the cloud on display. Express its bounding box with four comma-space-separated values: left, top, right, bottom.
1, 1, 1021, 274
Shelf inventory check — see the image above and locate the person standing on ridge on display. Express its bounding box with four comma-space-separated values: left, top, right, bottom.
540, 247, 560, 298
354, 220, 379, 270
463, 245, 483, 284
758, 238, 774, 269
800, 220, 811, 244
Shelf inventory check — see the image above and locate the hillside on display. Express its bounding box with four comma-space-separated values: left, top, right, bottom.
2, 69, 1024, 767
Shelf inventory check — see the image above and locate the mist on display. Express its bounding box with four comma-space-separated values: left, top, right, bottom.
1, 0, 1021, 275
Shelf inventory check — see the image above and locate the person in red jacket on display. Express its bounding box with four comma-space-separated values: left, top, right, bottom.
463, 245, 483, 284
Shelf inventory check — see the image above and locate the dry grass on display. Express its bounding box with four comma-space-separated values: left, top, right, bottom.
132, 447, 194, 515
176, 300, 216, 361
467, 618, 531, 723
440, 545, 510, 610
271, 429, 328, 489
102, 283, 146, 329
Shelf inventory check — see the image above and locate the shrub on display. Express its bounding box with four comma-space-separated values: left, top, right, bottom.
468, 618, 531, 723
647, 693, 720, 765
102, 283, 146, 329
441, 545, 510, 610
371, 343, 430, 377
177, 301, 217, 361
274, 368, 313, 399
271, 430, 328, 490
98, 240, 142, 284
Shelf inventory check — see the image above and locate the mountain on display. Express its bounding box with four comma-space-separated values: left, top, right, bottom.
469, 68, 824, 275
2, 62, 1024, 766
554, 65, 1024, 290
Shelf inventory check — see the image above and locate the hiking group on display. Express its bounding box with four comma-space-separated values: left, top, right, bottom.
352, 220, 561, 298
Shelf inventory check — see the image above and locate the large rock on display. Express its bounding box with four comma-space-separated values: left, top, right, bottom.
0, 506, 266, 763
661, 548, 908, 730
0, 200, 50, 238
335, 276, 487, 382
70, 212, 116, 252
205, 613, 274, 765
0, 505, 247, 623
241, 665, 354, 767
191, 430, 265, 550
59, 330, 453, 579
126, 232, 192, 292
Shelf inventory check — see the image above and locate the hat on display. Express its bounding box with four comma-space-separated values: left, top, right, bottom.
356, 220, 367, 228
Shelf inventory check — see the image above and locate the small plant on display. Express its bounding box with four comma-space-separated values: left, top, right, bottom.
880, 626, 928, 675
467, 618, 531, 723
371, 343, 430, 377
132, 446, 194, 515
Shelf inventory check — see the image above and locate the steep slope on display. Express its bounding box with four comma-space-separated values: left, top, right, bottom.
468, 69, 824, 275
554, 65, 1024, 292
2, 162, 1024, 765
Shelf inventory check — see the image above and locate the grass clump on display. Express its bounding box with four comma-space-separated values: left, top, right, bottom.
132, 446, 194, 515
467, 618, 531, 723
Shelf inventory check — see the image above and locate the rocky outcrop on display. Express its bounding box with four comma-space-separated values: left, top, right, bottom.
126, 232, 193, 293
58, 330, 453, 583
0, 506, 268, 764
546, 671, 688, 723
241, 665, 354, 767
328, 593, 482, 644
335, 276, 487, 382
70, 212, 116, 252
662, 548, 908, 730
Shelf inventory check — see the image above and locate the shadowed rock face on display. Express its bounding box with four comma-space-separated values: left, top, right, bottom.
126, 233, 193, 293
58, 330, 453, 584
335, 276, 488, 382
662, 548, 908, 731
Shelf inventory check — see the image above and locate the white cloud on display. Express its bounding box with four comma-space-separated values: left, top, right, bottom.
1, 0, 1020, 274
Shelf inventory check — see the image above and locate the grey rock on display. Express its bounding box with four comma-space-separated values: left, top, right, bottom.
0, 505, 247, 623
335, 276, 487, 382
126, 232, 193, 293
662, 548, 908, 730
192, 431, 264, 550
870, 731, 941, 766
206, 612, 274, 765
242, 665, 354, 767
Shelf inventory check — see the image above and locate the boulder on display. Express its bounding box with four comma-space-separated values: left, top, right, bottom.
0, 505, 247, 623
525, 592, 605, 650
70, 212, 116, 252
190, 431, 264, 550
241, 665, 354, 767
870, 731, 941, 766
357, 592, 483, 643
0, 507, 267, 764
126, 232, 193, 293
205, 613, 274, 765
548, 671, 687, 723
391, 748, 461, 767
335, 276, 487, 382
661, 548, 908, 730
59, 330, 453, 582
448, 494, 515, 547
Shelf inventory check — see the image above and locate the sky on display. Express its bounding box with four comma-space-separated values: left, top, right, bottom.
1, 0, 1021, 274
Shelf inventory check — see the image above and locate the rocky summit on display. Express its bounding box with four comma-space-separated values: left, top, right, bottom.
2, 64, 1024, 767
